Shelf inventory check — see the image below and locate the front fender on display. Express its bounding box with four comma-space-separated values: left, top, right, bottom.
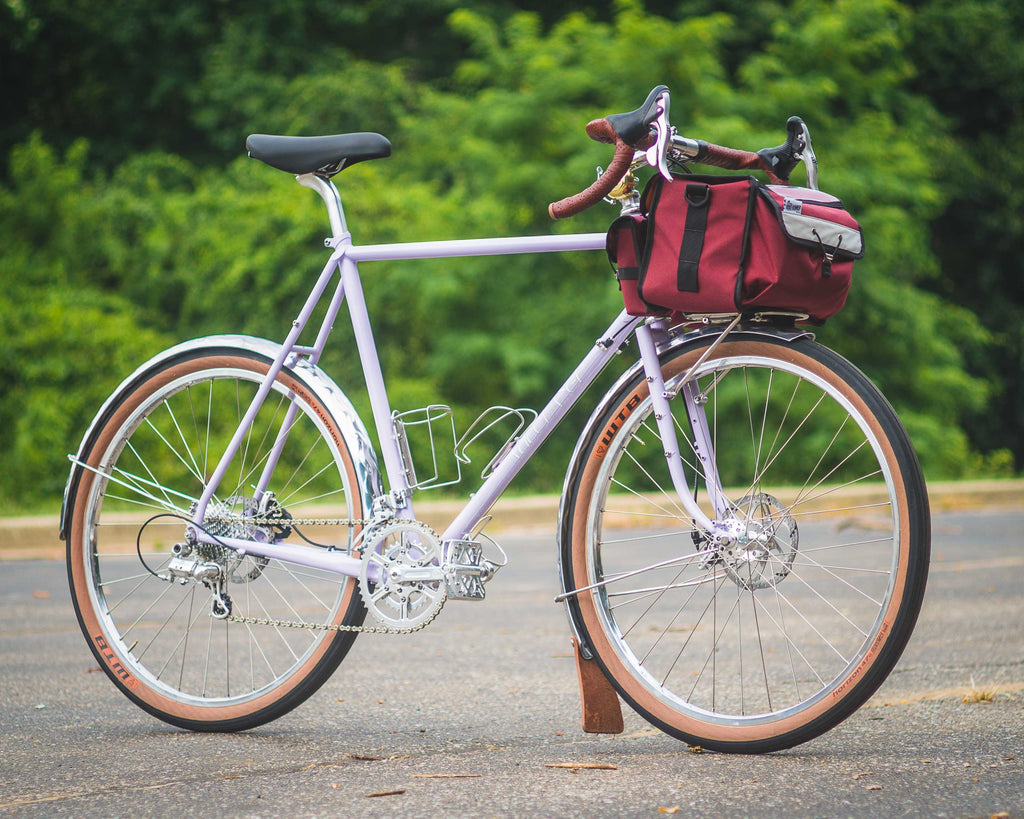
59, 335, 381, 540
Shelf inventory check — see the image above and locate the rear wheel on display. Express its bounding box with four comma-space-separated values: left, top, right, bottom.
67, 347, 369, 731
562, 335, 929, 752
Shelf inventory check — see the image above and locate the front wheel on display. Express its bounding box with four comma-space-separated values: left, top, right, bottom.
66, 343, 374, 731
561, 334, 929, 753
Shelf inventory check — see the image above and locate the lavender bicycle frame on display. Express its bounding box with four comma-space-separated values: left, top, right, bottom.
188, 174, 725, 577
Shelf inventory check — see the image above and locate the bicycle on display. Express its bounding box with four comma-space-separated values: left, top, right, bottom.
62, 86, 930, 754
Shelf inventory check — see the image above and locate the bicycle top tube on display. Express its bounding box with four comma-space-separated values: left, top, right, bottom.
342, 233, 608, 262
296, 170, 608, 262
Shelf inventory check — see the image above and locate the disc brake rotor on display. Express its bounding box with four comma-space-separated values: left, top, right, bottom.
721, 492, 799, 591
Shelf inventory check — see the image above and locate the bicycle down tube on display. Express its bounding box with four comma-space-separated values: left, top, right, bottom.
188, 232, 721, 576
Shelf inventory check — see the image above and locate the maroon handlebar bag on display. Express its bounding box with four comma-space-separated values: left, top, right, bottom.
606, 174, 863, 322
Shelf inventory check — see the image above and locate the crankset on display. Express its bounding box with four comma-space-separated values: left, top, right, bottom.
358, 521, 448, 630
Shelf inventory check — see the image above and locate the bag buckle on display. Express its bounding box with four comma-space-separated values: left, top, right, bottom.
811, 229, 842, 278
685, 183, 711, 207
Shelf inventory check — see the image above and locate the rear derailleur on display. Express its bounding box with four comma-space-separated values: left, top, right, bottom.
159, 545, 233, 619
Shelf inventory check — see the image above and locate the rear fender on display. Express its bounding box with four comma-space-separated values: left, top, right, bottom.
59, 335, 381, 540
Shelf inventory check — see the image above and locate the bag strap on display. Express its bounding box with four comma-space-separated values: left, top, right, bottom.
605, 213, 645, 280
676, 183, 711, 292
732, 178, 763, 310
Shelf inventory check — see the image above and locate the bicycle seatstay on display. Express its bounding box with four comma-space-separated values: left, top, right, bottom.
193, 247, 349, 525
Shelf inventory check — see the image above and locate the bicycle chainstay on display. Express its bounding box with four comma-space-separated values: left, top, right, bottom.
210, 514, 447, 635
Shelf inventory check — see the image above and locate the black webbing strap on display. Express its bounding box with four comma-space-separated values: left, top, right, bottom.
606, 214, 644, 281
677, 183, 711, 292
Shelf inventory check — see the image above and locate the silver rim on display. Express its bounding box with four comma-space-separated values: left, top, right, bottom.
586, 352, 901, 725
80, 363, 357, 709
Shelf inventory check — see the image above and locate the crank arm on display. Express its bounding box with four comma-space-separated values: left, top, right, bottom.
389, 565, 445, 584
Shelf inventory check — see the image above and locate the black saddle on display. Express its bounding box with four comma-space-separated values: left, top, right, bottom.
245, 132, 392, 176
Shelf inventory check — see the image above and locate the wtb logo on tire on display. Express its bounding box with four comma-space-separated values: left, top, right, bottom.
94, 634, 140, 690
596, 393, 642, 459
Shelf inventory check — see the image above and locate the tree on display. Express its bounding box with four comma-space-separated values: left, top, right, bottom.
0, 1, 1014, 510
907, 0, 1024, 466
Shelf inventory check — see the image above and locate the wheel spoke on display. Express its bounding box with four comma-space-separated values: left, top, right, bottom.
566, 338, 927, 751
69, 356, 365, 728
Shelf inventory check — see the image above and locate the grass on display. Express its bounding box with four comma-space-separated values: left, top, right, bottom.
962, 676, 999, 704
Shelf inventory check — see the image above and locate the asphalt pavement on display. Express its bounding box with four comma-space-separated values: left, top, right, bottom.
0, 508, 1022, 818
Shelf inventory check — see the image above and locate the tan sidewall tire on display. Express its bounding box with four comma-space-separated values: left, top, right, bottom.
68, 353, 364, 727
569, 339, 919, 749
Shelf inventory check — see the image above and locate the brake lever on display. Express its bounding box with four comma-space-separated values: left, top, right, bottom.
644, 89, 673, 180
794, 119, 819, 191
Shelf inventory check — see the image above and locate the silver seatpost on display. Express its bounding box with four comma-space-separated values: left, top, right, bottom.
297, 173, 348, 238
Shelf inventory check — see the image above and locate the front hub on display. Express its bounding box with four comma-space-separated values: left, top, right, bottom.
718, 493, 799, 590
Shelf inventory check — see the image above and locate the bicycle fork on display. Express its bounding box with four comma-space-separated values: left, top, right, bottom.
634, 317, 742, 539
555, 318, 746, 611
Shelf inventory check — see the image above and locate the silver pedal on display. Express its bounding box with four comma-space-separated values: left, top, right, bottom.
444, 539, 502, 601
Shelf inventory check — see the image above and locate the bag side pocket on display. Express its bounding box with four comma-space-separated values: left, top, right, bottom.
606, 213, 653, 316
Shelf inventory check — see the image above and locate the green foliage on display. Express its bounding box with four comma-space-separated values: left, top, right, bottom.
0, 0, 1018, 511
0, 137, 170, 510
907, 0, 1024, 462
0, 288, 168, 510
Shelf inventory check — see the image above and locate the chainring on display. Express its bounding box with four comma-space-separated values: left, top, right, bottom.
358, 521, 446, 630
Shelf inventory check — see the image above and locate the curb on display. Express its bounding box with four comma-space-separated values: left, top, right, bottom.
4, 479, 1022, 561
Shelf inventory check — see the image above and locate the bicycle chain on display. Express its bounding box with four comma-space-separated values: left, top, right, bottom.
207, 515, 377, 527
227, 603, 444, 635
214, 515, 446, 635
